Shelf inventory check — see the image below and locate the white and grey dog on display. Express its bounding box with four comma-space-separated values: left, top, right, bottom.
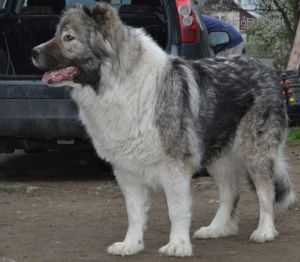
32, 3, 295, 257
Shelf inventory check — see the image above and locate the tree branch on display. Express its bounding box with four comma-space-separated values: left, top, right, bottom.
294, 0, 300, 32
273, 0, 295, 44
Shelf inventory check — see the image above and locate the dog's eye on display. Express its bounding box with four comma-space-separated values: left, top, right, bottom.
63, 34, 75, 42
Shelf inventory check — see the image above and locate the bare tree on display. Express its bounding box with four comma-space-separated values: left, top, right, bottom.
247, 0, 300, 69
256, 0, 300, 45
288, 18, 300, 70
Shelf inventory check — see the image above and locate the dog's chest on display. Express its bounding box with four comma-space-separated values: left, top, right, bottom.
73, 87, 163, 169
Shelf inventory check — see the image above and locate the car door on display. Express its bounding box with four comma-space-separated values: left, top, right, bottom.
0, 0, 13, 74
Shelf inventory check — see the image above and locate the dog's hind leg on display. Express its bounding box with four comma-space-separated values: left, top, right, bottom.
107, 169, 150, 256
245, 145, 295, 243
158, 162, 193, 257
246, 156, 279, 243
239, 104, 293, 243
194, 153, 240, 239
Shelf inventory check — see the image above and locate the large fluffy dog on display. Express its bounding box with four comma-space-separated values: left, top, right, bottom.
32, 3, 295, 257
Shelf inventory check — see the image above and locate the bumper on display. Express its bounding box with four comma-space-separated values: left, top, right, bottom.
0, 80, 86, 140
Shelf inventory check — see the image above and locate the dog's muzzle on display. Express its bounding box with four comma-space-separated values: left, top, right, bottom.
31, 48, 40, 61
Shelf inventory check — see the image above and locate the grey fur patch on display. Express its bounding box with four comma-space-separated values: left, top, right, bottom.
274, 180, 290, 203
155, 58, 195, 161
155, 56, 287, 167
231, 195, 240, 218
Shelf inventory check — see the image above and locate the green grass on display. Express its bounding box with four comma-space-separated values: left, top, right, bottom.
288, 128, 300, 142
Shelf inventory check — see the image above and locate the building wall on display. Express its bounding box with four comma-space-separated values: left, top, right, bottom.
203, 0, 257, 40
204, 10, 256, 40
208, 11, 240, 30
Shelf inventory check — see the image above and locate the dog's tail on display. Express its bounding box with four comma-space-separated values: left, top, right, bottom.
273, 152, 296, 209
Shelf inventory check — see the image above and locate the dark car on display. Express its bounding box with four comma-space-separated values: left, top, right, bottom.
282, 70, 300, 126
0, 0, 212, 153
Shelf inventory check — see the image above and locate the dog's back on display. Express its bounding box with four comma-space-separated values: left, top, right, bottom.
192, 56, 287, 165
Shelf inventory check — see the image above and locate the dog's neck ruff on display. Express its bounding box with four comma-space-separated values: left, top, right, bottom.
70, 26, 170, 167
98, 27, 169, 93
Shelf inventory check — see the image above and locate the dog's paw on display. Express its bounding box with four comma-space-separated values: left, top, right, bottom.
107, 241, 144, 256
193, 224, 238, 239
250, 227, 278, 243
159, 240, 192, 257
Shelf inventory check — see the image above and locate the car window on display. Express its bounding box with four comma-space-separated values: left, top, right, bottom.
20, 0, 65, 15
208, 31, 230, 47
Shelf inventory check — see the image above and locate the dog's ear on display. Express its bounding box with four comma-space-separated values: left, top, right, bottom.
82, 5, 93, 17
89, 28, 114, 59
89, 3, 121, 39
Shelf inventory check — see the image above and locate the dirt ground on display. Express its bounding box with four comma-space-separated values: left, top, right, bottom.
0, 144, 299, 262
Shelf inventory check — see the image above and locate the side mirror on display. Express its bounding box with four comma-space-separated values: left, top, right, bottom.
208, 31, 230, 47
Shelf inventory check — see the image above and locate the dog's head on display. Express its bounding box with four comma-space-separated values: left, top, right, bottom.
32, 2, 121, 87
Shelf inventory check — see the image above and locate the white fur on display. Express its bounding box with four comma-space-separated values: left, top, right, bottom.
71, 32, 193, 257
194, 152, 241, 239
107, 169, 150, 256
250, 214, 279, 243
249, 175, 279, 243
158, 162, 193, 257
72, 31, 167, 164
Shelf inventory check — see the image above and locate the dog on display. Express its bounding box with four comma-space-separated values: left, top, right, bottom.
32, 3, 295, 257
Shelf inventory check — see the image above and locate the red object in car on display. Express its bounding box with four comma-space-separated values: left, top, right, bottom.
175, 0, 200, 43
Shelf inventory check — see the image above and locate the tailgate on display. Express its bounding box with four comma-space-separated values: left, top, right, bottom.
0, 80, 85, 139
0, 80, 70, 99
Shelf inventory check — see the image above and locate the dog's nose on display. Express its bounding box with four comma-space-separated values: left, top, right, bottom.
31, 48, 40, 61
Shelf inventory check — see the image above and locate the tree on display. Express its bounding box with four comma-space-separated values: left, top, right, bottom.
246, 0, 300, 69
288, 20, 300, 70
257, 0, 300, 45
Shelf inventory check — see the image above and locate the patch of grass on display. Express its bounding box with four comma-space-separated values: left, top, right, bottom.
288, 128, 300, 143
0, 183, 26, 193
0, 183, 39, 194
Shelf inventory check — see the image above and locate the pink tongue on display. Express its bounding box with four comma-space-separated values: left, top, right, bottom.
42, 66, 79, 84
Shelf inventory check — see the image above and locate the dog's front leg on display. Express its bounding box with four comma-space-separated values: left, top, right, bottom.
158, 163, 192, 257
107, 169, 150, 256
